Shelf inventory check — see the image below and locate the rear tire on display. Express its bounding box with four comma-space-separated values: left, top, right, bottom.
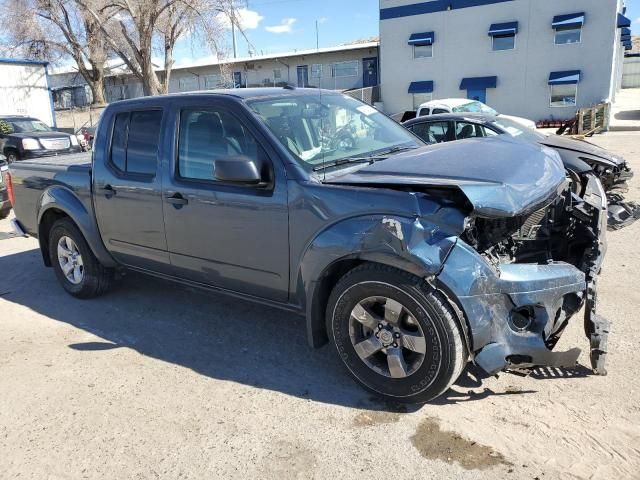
327, 264, 467, 403
48, 218, 113, 298
0, 207, 10, 220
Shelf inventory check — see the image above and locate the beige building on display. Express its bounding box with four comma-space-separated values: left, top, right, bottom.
50, 42, 380, 107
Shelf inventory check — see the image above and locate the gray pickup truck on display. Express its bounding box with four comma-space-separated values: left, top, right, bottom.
8, 88, 609, 402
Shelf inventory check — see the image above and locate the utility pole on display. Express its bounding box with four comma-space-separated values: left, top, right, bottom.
231, 0, 238, 59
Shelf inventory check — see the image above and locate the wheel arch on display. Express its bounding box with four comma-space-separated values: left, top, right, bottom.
37, 186, 116, 268
296, 214, 463, 349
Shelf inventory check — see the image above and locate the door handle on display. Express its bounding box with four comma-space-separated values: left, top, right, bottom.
98, 184, 116, 198
166, 193, 188, 207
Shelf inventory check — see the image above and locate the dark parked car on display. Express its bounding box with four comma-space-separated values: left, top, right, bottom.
0, 115, 82, 162
0, 155, 10, 219
403, 112, 638, 229
8, 88, 609, 402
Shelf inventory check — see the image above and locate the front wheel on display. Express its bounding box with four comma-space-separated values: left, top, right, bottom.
48, 218, 113, 298
4, 150, 19, 163
327, 264, 467, 403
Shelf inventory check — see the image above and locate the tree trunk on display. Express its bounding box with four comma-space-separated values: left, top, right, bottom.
87, 77, 106, 105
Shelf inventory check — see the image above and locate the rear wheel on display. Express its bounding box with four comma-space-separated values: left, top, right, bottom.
327, 264, 467, 403
0, 207, 10, 220
48, 218, 113, 298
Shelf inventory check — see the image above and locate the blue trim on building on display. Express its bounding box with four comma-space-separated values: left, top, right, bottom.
380, 0, 513, 20
548, 71, 581, 85
408, 81, 434, 93
551, 13, 585, 29
44, 64, 57, 128
460, 76, 497, 90
617, 13, 631, 28
408, 32, 435, 45
488, 21, 518, 36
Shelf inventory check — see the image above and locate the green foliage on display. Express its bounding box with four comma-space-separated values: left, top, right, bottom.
0, 120, 13, 135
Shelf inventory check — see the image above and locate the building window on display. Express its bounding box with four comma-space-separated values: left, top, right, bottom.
332, 61, 358, 78
203, 75, 221, 89
555, 25, 581, 45
550, 84, 577, 107
179, 77, 199, 92
413, 93, 432, 109
413, 44, 433, 58
311, 64, 322, 78
492, 34, 515, 51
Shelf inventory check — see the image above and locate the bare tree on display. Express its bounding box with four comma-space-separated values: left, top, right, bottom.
77, 0, 234, 96
0, 0, 109, 105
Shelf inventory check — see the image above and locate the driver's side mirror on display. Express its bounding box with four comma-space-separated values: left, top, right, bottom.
213, 155, 262, 185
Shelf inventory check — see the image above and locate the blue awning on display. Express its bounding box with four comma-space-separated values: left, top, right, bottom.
408, 32, 435, 46
622, 27, 631, 36
617, 13, 631, 28
488, 21, 518, 36
552, 12, 585, 29
625, 45, 632, 51
623, 40, 632, 47
408, 81, 434, 94
460, 76, 497, 90
548, 70, 581, 85
622, 34, 631, 42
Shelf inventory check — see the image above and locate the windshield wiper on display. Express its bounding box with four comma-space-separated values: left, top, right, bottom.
312, 146, 418, 172
312, 157, 381, 172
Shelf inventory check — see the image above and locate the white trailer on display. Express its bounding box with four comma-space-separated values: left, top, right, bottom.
0, 58, 56, 127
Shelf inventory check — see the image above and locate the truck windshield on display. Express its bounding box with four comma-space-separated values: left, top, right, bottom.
452, 101, 497, 115
247, 93, 420, 170
6, 119, 52, 133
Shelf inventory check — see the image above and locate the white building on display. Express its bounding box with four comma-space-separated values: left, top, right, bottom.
0, 58, 56, 126
379, 0, 633, 121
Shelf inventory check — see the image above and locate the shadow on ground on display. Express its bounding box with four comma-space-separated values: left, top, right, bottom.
0, 245, 593, 410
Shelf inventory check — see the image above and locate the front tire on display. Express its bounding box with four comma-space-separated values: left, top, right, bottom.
327, 264, 467, 403
4, 150, 19, 163
48, 218, 113, 298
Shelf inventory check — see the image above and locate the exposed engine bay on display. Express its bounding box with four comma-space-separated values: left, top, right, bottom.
461, 173, 608, 374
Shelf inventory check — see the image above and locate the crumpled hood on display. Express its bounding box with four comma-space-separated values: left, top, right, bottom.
325, 136, 566, 219
540, 135, 623, 166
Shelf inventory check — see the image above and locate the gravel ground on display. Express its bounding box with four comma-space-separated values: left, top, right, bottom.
1, 132, 639, 480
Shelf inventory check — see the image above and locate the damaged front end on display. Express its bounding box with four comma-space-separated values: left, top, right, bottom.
604, 163, 640, 230
438, 174, 609, 375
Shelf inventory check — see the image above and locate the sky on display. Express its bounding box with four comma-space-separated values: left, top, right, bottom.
172, 0, 640, 67
172, 0, 380, 66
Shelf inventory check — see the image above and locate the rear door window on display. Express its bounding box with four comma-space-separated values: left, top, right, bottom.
109, 110, 163, 176
410, 121, 451, 144
431, 108, 449, 114
455, 122, 486, 140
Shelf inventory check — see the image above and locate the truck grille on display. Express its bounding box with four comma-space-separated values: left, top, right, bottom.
39, 138, 70, 150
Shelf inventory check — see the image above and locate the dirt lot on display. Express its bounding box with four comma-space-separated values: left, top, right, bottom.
1, 132, 639, 480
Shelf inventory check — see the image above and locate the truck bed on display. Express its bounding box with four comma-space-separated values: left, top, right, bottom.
9, 152, 94, 237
